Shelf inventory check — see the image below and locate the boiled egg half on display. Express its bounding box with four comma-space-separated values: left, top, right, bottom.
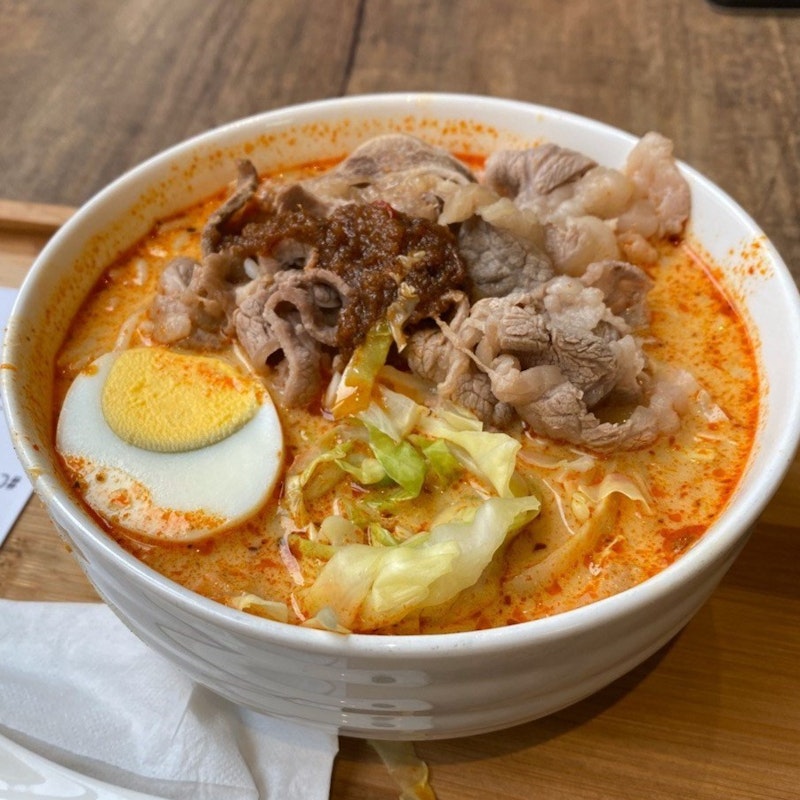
56, 347, 283, 542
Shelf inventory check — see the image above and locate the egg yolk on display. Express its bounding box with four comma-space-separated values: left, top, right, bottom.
101, 348, 260, 453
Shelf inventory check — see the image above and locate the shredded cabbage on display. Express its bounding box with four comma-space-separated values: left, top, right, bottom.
578, 472, 652, 512
317, 514, 361, 546
368, 521, 402, 547
364, 389, 522, 496
299, 495, 540, 630
358, 385, 424, 440
229, 594, 290, 623
287, 377, 541, 630
385, 281, 420, 350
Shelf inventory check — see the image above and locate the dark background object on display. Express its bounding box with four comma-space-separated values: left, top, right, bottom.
709, 0, 800, 7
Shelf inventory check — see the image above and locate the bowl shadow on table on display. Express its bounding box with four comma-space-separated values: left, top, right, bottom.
439, 637, 681, 747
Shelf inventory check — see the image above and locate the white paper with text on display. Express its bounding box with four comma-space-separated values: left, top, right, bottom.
0, 287, 34, 546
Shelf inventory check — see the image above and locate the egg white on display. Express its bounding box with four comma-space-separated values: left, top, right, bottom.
56, 352, 284, 541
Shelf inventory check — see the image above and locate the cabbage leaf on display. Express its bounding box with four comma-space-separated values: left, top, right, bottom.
413, 436, 461, 484
299, 495, 540, 631
416, 414, 521, 497
335, 453, 386, 485
283, 441, 352, 524
365, 422, 427, 498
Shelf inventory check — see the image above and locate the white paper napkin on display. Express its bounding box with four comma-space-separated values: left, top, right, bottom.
0, 599, 339, 800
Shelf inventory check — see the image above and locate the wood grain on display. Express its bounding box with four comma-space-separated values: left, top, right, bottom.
1, 203, 798, 799
1, 1, 799, 284
2, 1, 800, 794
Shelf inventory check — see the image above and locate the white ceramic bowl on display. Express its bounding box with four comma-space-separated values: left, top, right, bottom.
4, 94, 800, 740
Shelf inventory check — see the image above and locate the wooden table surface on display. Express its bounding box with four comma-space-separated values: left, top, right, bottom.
2, 2, 799, 798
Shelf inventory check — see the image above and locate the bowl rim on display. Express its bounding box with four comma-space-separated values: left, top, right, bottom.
4, 91, 800, 658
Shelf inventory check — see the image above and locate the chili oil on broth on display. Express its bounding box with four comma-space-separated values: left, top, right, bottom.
53, 165, 759, 636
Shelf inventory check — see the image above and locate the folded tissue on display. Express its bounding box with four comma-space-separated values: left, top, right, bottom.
0, 599, 339, 800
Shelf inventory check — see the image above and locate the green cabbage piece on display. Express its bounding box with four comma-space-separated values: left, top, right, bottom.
368, 522, 402, 547
361, 387, 521, 496
300, 495, 541, 631
416, 413, 521, 497
335, 453, 386, 485
229, 594, 289, 623
365, 422, 427, 499
412, 436, 461, 485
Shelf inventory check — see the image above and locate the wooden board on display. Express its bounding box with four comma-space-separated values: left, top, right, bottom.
1, 200, 798, 799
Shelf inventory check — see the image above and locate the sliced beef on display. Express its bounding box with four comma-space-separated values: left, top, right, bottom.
227, 198, 467, 405
207, 196, 468, 356
620, 132, 691, 239
563, 165, 634, 220
410, 274, 687, 451
274, 182, 336, 219
211, 205, 322, 267
274, 268, 351, 347
404, 327, 455, 385
488, 355, 564, 407
484, 135, 690, 269
484, 144, 596, 206
462, 279, 635, 409
338, 133, 475, 182
542, 215, 620, 276
521, 366, 694, 450
404, 325, 515, 429
286, 133, 476, 221
147, 135, 692, 450
615, 132, 691, 263
151, 257, 197, 344
451, 371, 517, 429
458, 216, 553, 301
201, 160, 260, 257
580, 259, 652, 328
150, 253, 240, 349
233, 272, 333, 407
